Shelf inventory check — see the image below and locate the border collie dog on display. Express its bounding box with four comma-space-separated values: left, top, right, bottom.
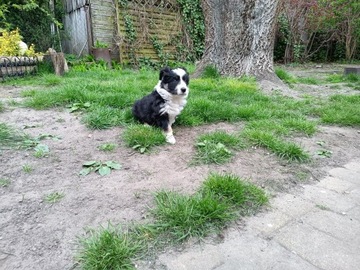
132, 67, 190, 144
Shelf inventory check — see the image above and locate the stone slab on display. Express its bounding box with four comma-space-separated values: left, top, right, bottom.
302, 209, 360, 246
329, 167, 360, 184
299, 185, 357, 213
275, 222, 360, 270
316, 176, 356, 193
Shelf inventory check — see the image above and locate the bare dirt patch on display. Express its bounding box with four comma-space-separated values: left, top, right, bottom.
1, 65, 359, 269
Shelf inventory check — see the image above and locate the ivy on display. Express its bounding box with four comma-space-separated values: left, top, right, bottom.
176, 0, 205, 60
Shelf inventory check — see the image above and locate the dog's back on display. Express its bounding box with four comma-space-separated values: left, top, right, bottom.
132, 90, 169, 130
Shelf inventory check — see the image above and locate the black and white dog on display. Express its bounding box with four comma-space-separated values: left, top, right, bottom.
132, 67, 190, 144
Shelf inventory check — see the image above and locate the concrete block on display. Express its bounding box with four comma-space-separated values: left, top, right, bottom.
271, 193, 315, 217
300, 185, 357, 212
302, 209, 360, 246
347, 206, 360, 222
158, 230, 318, 270
316, 176, 355, 193
246, 210, 292, 235
344, 160, 360, 173
329, 167, 360, 184
275, 222, 360, 270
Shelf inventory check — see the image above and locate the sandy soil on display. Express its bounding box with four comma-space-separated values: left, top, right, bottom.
0, 65, 359, 269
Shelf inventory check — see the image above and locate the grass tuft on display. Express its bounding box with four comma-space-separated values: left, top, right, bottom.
200, 173, 268, 215
201, 65, 221, 79
0, 123, 30, 149
123, 124, 166, 153
152, 191, 233, 241
275, 68, 297, 84
77, 225, 142, 270
193, 131, 245, 165
243, 130, 310, 162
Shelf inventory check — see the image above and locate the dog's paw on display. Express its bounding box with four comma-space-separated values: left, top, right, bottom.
166, 134, 176, 144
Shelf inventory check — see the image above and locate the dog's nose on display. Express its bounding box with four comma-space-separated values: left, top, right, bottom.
181, 88, 187, 93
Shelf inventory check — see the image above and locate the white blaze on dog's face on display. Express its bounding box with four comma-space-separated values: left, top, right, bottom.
159, 67, 189, 96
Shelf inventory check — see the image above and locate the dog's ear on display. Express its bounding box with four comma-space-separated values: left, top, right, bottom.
159, 66, 171, 80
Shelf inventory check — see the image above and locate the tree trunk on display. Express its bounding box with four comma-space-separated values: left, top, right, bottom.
194, 0, 281, 83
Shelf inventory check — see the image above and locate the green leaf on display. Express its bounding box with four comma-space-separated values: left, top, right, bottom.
79, 167, 92, 176
140, 147, 146, 153
83, 161, 97, 167
196, 142, 206, 147
98, 166, 111, 176
105, 161, 121, 170
132, 144, 141, 149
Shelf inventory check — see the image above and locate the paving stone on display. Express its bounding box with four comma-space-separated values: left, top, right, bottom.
302, 209, 360, 246
270, 193, 315, 217
329, 167, 360, 184
158, 230, 318, 270
347, 187, 360, 204
316, 176, 356, 193
246, 210, 291, 234
275, 222, 360, 270
344, 161, 360, 173
299, 185, 357, 212
347, 206, 360, 222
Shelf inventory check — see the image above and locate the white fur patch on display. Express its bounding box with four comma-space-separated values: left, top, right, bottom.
155, 82, 188, 125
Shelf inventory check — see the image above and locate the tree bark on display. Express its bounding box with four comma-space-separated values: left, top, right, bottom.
194, 0, 281, 83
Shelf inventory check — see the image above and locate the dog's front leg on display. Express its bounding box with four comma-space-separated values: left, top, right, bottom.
164, 125, 176, 144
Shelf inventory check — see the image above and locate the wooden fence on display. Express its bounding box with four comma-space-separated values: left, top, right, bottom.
116, 0, 182, 63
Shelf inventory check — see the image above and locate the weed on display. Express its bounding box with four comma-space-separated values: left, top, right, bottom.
316, 204, 330, 211
123, 125, 166, 153
79, 160, 122, 176
0, 101, 4, 112
33, 144, 50, 158
44, 191, 64, 203
316, 149, 332, 158
192, 131, 244, 165
98, 143, 117, 152
22, 164, 33, 173
67, 102, 91, 113
0, 178, 10, 187
295, 171, 308, 181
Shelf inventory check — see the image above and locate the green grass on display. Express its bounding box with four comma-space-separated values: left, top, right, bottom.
0, 123, 30, 149
0, 178, 10, 187
243, 130, 310, 162
200, 173, 269, 215
7, 65, 360, 161
22, 164, 33, 173
77, 225, 143, 270
275, 68, 297, 84
123, 124, 166, 153
44, 191, 64, 203
152, 191, 233, 241
0, 101, 4, 112
98, 143, 117, 152
76, 173, 267, 268
193, 131, 245, 165
314, 95, 360, 126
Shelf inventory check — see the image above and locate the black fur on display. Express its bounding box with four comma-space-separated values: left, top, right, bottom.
132, 67, 189, 133
132, 90, 170, 131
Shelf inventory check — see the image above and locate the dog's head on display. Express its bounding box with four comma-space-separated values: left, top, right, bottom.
159, 67, 189, 95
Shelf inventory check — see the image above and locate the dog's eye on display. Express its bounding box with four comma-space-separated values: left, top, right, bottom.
175, 76, 180, 81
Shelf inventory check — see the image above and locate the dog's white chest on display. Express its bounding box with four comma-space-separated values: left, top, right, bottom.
156, 87, 188, 125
